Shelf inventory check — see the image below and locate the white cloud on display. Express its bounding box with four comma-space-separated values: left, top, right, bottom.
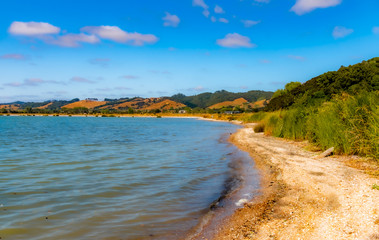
288, 55, 306, 61
291, 0, 342, 15
214, 5, 225, 14
241, 20, 261, 28
211, 16, 217, 22
193, 0, 210, 17
188, 86, 206, 92
4, 78, 63, 87
70, 76, 95, 84
193, 0, 208, 9
260, 59, 271, 64
162, 12, 180, 27
120, 75, 139, 79
219, 18, 229, 23
1, 54, 26, 60
217, 33, 256, 48
46, 33, 99, 47
89, 58, 110, 67
332, 26, 353, 39
8, 21, 60, 36
254, 0, 270, 3
373, 26, 379, 34
81, 26, 158, 46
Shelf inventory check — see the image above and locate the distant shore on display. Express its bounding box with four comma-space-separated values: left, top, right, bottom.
194, 124, 379, 240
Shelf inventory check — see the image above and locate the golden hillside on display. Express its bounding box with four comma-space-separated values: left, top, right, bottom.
62, 100, 107, 109
0, 104, 20, 110
208, 98, 248, 109
35, 102, 53, 109
142, 99, 186, 110
107, 98, 186, 110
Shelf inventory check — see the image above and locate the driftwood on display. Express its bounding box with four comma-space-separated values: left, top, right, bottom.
319, 147, 334, 158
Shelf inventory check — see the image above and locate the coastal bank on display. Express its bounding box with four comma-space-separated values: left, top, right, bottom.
193, 123, 379, 240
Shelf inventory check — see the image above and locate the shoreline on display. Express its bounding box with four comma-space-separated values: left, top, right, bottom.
203, 124, 379, 239
3, 115, 378, 239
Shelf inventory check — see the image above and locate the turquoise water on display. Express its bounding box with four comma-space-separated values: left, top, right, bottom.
0, 116, 256, 239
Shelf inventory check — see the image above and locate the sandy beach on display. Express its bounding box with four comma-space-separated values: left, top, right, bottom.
194, 123, 379, 240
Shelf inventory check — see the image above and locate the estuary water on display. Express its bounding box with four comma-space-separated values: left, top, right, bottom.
0, 116, 258, 239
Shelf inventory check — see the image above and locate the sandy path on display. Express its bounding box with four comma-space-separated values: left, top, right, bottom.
211, 125, 379, 240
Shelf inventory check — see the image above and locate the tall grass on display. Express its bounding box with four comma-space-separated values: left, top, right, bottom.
239, 91, 379, 159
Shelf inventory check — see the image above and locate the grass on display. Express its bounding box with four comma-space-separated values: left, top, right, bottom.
372, 184, 379, 190
237, 91, 379, 161
253, 122, 265, 133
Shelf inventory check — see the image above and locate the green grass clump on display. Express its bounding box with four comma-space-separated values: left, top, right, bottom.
372, 184, 379, 190
247, 91, 378, 160
253, 122, 265, 133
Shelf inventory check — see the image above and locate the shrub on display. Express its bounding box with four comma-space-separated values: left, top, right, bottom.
253, 122, 265, 133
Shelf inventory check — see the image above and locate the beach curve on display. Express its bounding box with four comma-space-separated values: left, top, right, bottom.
196, 123, 379, 239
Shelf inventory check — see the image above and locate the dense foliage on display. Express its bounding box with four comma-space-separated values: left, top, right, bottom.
170, 90, 273, 108
266, 57, 379, 111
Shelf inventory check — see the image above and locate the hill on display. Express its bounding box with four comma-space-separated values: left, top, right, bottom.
208, 98, 248, 109
170, 90, 273, 108
266, 57, 379, 111
62, 100, 107, 109
99, 97, 186, 110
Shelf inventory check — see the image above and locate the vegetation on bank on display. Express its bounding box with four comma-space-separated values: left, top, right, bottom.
241, 91, 378, 159
241, 57, 379, 160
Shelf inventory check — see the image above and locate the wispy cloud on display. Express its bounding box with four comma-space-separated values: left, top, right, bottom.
372, 26, 379, 35
149, 70, 171, 74
254, 0, 270, 3
241, 20, 261, 28
162, 12, 180, 27
288, 55, 306, 61
219, 18, 229, 23
217, 33, 256, 48
193, 0, 210, 17
81, 26, 158, 46
89, 58, 110, 67
290, 0, 342, 15
4, 78, 64, 87
120, 75, 139, 79
332, 26, 353, 39
45, 33, 99, 47
70, 76, 96, 84
214, 5, 225, 14
187, 86, 206, 92
1, 54, 27, 60
8, 21, 60, 36
260, 59, 271, 64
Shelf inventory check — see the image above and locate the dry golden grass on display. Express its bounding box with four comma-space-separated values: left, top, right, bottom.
62, 100, 107, 109
141, 99, 186, 110
0, 104, 20, 110
35, 102, 53, 109
208, 98, 248, 109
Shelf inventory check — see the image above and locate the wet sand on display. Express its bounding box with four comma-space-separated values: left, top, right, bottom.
193, 123, 379, 240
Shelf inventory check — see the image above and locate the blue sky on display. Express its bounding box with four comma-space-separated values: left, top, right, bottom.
0, 0, 378, 102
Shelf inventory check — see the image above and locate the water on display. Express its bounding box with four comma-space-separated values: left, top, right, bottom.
0, 116, 258, 240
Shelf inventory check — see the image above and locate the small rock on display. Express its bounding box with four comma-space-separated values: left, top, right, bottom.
319, 147, 334, 158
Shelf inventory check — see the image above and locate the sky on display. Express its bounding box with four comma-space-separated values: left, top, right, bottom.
0, 0, 378, 103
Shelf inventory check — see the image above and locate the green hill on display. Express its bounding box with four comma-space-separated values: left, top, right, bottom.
266, 57, 379, 111
170, 90, 273, 108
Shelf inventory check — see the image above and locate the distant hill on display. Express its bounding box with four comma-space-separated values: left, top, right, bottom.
0, 89, 273, 112
62, 100, 107, 109
209, 98, 248, 109
170, 90, 273, 108
266, 57, 379, 111
99, 97, 186, 110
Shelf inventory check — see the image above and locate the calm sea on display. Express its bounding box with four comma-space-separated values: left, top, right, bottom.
0, 116, 258, 240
